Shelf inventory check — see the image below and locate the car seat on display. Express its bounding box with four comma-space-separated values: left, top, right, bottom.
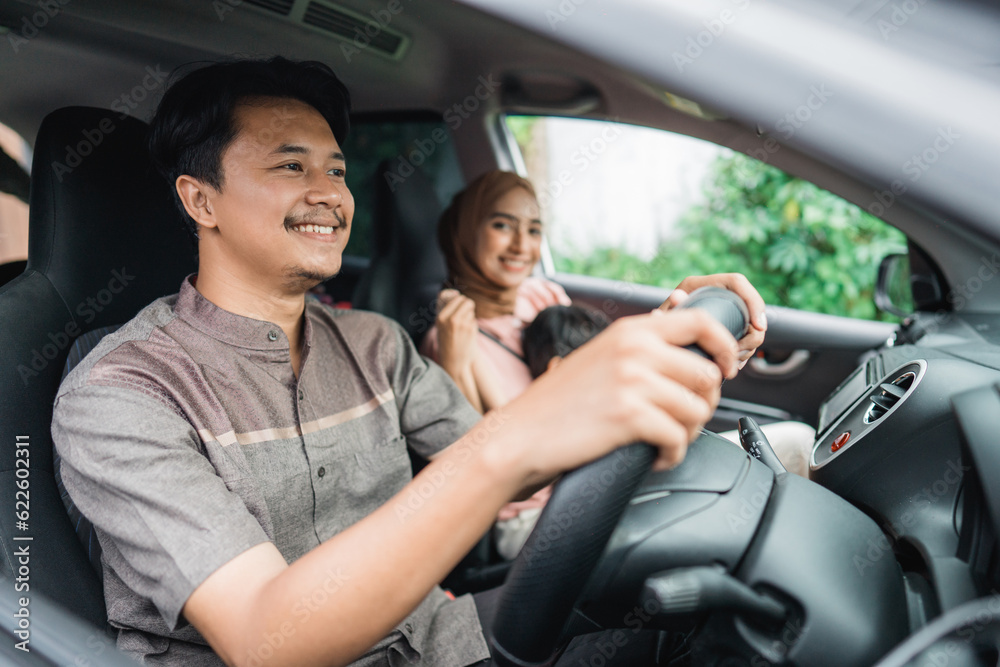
351, 159, 448, 344
0, 106, 195, 629
0, 259, 26, 287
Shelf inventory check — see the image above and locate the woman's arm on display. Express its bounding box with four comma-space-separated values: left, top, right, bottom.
471, 354, 508, 412
451, 362, 484, 413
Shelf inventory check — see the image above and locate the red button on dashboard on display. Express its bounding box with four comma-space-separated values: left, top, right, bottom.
831, 431, 851, 452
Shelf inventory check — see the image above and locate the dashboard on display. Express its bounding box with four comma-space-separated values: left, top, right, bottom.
497, 309, 1000, 666
810, 310, 1000, 616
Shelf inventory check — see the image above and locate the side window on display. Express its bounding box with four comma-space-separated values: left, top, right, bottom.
340, 116, 463, 258
0, 121, 30, 269
505, 115, 908, 321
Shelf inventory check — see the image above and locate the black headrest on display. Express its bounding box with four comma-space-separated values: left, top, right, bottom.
374, 158, 443, 252
27, 106, 195, 324
353, 160, 446, 339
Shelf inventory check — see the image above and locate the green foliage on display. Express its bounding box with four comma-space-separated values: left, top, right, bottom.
505, 115, 538, 156
553, 153, 910, 321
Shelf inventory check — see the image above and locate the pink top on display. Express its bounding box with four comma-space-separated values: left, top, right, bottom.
421, 278, 571, 403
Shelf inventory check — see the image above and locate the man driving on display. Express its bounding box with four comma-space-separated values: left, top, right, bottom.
52, 57, 765, 666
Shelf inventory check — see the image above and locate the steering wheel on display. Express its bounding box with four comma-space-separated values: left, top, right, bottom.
488, 288, 749, 665
489, 443, 656, 665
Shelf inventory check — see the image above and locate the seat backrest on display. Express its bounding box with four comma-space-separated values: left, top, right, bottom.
0, 107, 196, 628
352, 160, 447, 342
0, 259, 26, 287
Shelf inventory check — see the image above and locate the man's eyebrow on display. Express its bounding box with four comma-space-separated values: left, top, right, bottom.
269, 144, 346, 161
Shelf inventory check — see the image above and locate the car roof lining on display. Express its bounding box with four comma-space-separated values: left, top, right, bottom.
0, 0, 745, 146
3, 0, 999, 311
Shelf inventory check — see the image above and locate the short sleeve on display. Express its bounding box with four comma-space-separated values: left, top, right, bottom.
52, 385, 270, 630
385, 321, 480, 459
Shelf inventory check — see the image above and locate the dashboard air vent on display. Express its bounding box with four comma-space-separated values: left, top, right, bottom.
865, 371, 916, 423
242, 0, 295, 16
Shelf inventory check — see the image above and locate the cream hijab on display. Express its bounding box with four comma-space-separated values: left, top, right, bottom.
438, 170, 538, 319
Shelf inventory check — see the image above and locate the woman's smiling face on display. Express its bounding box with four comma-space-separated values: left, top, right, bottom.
473, 186, 543, 290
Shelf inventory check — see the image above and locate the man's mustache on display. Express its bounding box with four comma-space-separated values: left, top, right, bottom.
284, 211, 347, 228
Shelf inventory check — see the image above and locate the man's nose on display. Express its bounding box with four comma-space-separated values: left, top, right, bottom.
304, 169, 342, 207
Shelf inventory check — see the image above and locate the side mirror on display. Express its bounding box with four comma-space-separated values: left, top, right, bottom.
875, 253, 914, 318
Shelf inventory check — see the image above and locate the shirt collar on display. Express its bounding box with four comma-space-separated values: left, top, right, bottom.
174, 274, 310, 354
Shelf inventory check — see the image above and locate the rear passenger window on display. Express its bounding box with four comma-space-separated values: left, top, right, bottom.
341, 115, 464, 258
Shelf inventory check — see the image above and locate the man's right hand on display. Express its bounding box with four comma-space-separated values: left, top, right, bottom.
487, 307, 739, 481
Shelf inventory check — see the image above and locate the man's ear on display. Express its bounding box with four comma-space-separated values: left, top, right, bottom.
175, 175, 219, 231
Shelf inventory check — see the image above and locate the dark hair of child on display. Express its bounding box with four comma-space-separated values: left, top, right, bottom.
522, 305, 610, 379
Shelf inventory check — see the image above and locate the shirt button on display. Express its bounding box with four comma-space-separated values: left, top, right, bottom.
404, 623, 413, 633
317, 466, 326, 478
267, 330, 278, 342
298, 389, 304, 400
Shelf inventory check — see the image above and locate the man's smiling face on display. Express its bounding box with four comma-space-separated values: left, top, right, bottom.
199, 97, 354, 293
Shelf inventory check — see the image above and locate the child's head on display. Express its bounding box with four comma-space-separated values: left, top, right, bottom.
522, 305, 610, 378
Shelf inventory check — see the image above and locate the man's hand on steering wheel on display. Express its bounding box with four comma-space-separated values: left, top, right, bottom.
497, 307, 740, 480
660, 273, 767, 369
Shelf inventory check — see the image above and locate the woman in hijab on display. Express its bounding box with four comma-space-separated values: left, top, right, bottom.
420, 171, 811, 557
420, 170, 573, 558
420, 170, 570, 413
421, 169, 813, 465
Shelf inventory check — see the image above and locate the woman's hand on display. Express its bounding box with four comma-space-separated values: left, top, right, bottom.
660, 273, 767, 369
433, 289, 485, 411
435, 289, 478, 374
518, 277, 572, 313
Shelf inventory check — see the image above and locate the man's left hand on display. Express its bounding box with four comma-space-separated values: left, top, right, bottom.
659, 273, 767, 370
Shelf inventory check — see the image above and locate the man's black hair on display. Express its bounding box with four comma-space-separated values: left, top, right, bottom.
522, 305, 610, 379
148, 56, 351, 241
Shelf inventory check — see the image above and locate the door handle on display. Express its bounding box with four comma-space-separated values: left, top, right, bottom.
747, 349, 811, 376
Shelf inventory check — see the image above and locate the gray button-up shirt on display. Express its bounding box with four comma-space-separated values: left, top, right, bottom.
52, 276, 490, 666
